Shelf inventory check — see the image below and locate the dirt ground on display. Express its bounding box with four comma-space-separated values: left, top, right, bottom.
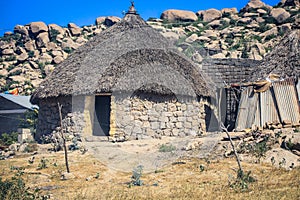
84, 132, 223, 172
1, 131, 300, 199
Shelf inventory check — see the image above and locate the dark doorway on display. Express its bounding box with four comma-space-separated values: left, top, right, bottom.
93, 96, 111, 136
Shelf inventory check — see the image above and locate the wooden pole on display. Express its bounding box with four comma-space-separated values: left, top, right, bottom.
220, 123, 243, 174
58, 102, 70, 173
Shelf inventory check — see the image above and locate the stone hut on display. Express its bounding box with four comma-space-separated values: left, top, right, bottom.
30, 4, 213, 141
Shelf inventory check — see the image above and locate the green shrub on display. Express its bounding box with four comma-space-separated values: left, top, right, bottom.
0, 132, 18, 146
265, 34, 276, 41
229, 170, 256, 191
251, 35, 262, 42
63, 47, 73, 54
222, 12, 231, 18
28, 51, 34, 58
264, 16, 277, 24
37, 157, 48, 170
19, 109, 38, 134
4, 55, 16, 62
49, 29, 60, 43
0, 169, 46, 199
129, 165, 144, 187
7, 65, 16, 72
8, 70, 22, 76
159, 144, 176, 152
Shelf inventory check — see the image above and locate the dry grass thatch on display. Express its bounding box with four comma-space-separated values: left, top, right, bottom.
31, 12, 213, 104
251, 29, 300, 81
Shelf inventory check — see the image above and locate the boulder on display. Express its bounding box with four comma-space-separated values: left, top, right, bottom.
281, 0, 300, 7
221, 8, 238, 15
191, 52, 203, 63
211, 53, 226, 58
237, 17, 253, 24
160, 9, 198, 22
17, 52, 29, 62
46, 42, 58, 51
1, 49, 14, 55
270, 8, 291, 24
95, 17, 106, 25
29, 22, 48, 35
53, 56, 64, 64
68, 23, 81, 36
39, 53, 53, 64
52, 50, 63, 57
241, 0, 269, 12
48, 24, 65, 36
202, 30, 219, 38
200, 9, 222, 22
257, 8, 268, 15
61, 172, 75, 180
24, 41, 36, 51
4, 32, 13, 36
14, 25, 29, 36
185, 34, 198, 43
185, 25, 200, 32
104, 16, 121, 26
36, 32, 50, 48
61, 38, 80, 50
254, 43, 266, 55
161, 31, 179, 41
10, 75, 27, 83
45, 64, 55, 75
260, 27, 278, 38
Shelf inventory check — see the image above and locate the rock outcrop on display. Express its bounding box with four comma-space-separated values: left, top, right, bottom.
0, 2, 298, 96
160, 9, 198, 22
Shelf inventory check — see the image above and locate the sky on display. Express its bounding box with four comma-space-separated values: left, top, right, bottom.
0, 0, 280, 36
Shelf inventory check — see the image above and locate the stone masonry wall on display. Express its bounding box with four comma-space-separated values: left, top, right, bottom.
113, 96, 206, 140
202, 58, 262, 87
36, 97, 73, 139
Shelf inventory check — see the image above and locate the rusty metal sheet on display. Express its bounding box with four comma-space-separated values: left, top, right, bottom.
260, 88, 280, 127
235, 87, 258, 131
272, 78, 300, 125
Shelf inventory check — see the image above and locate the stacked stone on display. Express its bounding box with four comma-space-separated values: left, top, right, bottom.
115, 97, 206, 140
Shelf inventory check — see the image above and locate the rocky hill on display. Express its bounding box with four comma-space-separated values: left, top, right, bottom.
0, 0, 299, 96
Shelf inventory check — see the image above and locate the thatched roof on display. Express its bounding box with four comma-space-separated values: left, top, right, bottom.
250, 29, 300, 81
31, 5, 212, 104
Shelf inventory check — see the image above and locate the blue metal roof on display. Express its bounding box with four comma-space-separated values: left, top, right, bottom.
0, 94, 38, 110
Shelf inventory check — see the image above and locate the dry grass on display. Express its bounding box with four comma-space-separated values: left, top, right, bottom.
1, 149, 300, 200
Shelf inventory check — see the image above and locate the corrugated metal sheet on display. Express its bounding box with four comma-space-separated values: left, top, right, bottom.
260, 89, 280, 127
235, 87, 258, 131
272, 79, 300, 125
253, 98, 260, 127
0, 94, 38, 110
296, 79, 300, 100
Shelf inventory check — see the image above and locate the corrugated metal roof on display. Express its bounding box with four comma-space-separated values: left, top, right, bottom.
272, 79, 300, 125
0, 94, 38, 110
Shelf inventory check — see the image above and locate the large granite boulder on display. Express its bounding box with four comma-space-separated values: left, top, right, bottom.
160, 9, 198, 22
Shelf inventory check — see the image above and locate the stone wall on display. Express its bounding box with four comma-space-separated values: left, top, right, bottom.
202, 58, 262, 87
112, 95, 206, 140
36, 97, 72, 139
36, 94, 208, 141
